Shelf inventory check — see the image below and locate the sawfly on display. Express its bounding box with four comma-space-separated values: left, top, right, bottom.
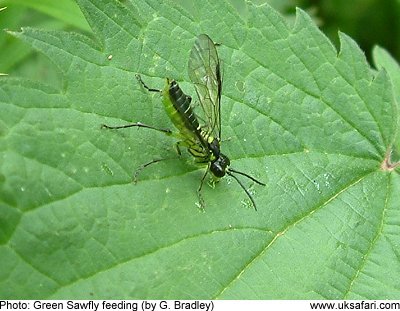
102, 34, 265, 210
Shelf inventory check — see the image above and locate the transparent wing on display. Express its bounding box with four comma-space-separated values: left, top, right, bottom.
188, 34, 222, 140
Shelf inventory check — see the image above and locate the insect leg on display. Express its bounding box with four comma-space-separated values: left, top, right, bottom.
135, 74, 161, 93
133, 157, 178, 184
175, 141, 185, 156
196, 168, 209, 209
101, 122, 172, 135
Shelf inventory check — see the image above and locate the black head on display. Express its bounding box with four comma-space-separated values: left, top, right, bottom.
210, 153, 230, 178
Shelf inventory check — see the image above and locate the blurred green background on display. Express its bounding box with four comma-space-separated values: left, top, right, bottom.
1, 0, 399, 87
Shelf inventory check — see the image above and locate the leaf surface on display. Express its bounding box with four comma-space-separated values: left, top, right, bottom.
0, 0, 399, 299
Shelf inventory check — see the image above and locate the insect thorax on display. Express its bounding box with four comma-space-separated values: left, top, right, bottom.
197, 133, 231, 178
187, 131, 217, 163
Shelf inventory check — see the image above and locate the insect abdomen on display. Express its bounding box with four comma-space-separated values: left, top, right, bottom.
162, 80, 200, 137
170, 81, 200, 131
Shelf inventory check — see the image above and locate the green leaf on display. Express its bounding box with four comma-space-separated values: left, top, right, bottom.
0, 5, 84, 87
373, 47, 400, 154
1, 0, 399, 299
0, 0, 91, 32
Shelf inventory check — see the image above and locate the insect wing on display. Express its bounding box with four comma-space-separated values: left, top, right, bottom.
188, 34, 222, 139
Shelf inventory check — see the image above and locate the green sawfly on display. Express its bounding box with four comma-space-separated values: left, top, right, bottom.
102, 34, 265, 210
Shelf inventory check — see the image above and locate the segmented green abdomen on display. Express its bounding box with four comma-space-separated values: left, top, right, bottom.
162, 79, 199, 139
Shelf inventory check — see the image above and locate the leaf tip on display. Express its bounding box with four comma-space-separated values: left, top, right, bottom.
337, 31, 362, 54
294, 6, 308, 17
292, 7, 325, 38
293, 7, 313, 27
372, 45, 399, 71
337, 31, 370, 70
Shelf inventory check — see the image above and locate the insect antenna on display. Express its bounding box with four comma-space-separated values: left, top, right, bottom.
226, 170, 264, 211
228, 168, 266, 186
